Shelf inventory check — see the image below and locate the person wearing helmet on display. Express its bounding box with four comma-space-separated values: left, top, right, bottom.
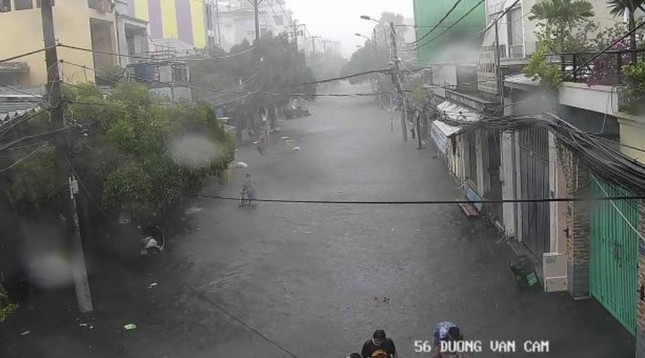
361, 329, 398, 358
433, 321, 464, 358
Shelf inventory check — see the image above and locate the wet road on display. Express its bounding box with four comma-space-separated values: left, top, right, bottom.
168, 85, 634, 357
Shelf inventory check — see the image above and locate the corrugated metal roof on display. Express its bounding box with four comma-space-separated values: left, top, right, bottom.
0, 87, 43, 129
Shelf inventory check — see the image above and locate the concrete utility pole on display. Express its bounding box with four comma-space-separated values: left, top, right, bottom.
41, 0, 93, 313
494, 19, 504, 108
310, 35, 321, 54
252, 0, 261, 65
390, 21, 408, 141
215, 0, 222, 46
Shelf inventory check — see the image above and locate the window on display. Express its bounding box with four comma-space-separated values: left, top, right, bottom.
0, 0, 11, 12
507, 7, 523, 58
14, 0, 33, 10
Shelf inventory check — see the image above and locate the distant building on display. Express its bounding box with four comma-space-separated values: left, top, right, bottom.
212, 0, 293, 51
128, 0, 214, 49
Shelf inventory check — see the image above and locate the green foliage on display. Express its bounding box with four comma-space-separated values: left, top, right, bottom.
0, 285, 18, 323
524, 42, 564, 89
6, 82, 235, 220
607, 0, 645, 18
529, 0, 595, 26
622, 61, 645, 114
8, 146, 58, 216
189, 33, 316, 108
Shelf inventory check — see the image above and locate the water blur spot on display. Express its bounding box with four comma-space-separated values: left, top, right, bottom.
169, 134, 224, 169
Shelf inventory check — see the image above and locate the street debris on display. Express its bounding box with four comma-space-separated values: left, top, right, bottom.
147, 283, 158, 289
233, 161, 248, 168
292, 146, 300, 151
20, 330, 30, 336
185, 207, 202, 215
281, 136, 289, 140
123, 323, 137, 331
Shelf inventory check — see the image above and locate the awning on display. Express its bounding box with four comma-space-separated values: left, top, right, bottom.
431, 100, 481, 153
436, 100, 481, 123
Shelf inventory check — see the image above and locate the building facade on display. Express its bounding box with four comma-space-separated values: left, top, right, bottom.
213, 0, 293, 52
413, 0, 486, 65
129, 0, 212, 49
0, 0, 119, 87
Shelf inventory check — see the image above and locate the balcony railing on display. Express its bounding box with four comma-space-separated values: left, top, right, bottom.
548, 49, 645, 85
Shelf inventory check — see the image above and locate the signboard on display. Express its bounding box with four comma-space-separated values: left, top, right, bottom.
477, 46, 498, 95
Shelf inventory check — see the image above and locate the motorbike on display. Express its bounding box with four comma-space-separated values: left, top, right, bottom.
239, 189, 257, 208
140, 225, 165, 258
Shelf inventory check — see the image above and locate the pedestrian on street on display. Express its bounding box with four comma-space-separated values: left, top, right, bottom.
361, 329, 398, 358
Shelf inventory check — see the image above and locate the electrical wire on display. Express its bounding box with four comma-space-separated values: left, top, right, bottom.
406, 0, 465, 45
195, 193, 645, 205
0, 47, 50, 64
0, 126, 69, 153
66, 156, 116, 224
0, 141, 51, 174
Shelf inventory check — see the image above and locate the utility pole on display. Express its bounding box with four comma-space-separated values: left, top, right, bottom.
290, 21, 305, 52
41, 0, 93, 313
215, 0, 222, 46
310, 35, 321, 54
390, 22, 408, 141
253, 0, 261, 65
494, 19, 503, 110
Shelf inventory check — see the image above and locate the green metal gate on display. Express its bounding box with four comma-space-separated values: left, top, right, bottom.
590, 176, 639, 335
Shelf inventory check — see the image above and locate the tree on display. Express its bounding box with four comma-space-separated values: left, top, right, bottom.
307, 52, 347, 81
529, 0, 595, 52
4, 83, 235, 220
608, 0, 645, 63
189, 33, 316, 113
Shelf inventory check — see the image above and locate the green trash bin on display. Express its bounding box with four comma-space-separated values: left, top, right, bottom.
509, 255, 540, 290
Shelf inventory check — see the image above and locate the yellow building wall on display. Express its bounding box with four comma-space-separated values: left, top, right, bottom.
190, 0, 206, 48
619, 118, 645, 164
133, 0, 150, 21
160, 0, 178, 39
0, 1, 117, 87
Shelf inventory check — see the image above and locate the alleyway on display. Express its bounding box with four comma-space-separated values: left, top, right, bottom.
0, 83, 634, 357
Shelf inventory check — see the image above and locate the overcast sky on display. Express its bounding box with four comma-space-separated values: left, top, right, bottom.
285, 0, 414, 57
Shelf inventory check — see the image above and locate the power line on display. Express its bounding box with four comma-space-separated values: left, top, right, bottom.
0, 140, 51, 174
407, 0, 486, 52
183, 283, 303, 358
0, 47, 50, 64
195, 193, 645, 205
406, 0, 465, 45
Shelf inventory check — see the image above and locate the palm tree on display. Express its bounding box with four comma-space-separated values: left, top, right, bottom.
529, 0, 595, 29
607, 0, 645, 64
529, 0, 595, 52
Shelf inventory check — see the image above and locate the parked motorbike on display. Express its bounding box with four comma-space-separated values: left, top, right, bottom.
140, 225, 165, 258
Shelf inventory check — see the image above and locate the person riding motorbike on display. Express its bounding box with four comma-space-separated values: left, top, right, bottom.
241, 173, 257, 205
433, 321, 464, 358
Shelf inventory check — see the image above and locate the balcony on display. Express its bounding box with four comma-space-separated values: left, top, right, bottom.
549, 49, 645, 85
